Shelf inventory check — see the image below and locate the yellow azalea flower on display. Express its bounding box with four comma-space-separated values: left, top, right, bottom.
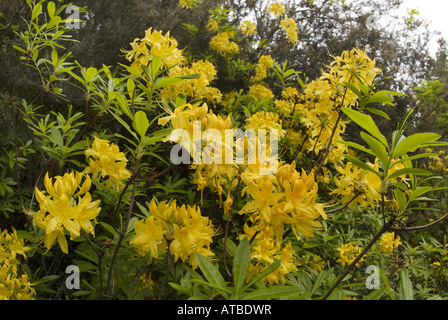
207, 18, 219, 32
239, 20, 256, 35
245, 227, 297, 285
130, 216, 167, 260
379, 232, 401, 255
240, 177, 285, 225
267, 2, 286, 17
248, 84, 274, 101
29, 171, 101, 254
122, 27, 185, 75
279, 18, 299, 44
209, 31, 239, 55
336, 243, 364, 268
131, 199, 217, 269
84, 136, 131, 191
178, 0, 202, 9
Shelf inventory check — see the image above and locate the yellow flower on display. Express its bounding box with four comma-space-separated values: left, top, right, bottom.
379, 232, 401, 255
122, 28, 185, 75
336, 243, 364, 268
84, 136, 132, 191
130, 216, 167, 260
206, 18, 219, 32
131, 199, 217, 269
245, 227, 297, 285
30, 171, 101, 254
209, 31, 239, 55
248, 84, 274, 101
279, 18, 299, 44
178, 0, 202, 9
267, 2, 286, 17
239, 20, 256, 35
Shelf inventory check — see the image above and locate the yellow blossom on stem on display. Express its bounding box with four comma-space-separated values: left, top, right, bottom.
29, 171, 101, 254
84, 136, 132, 191
379, 232, 402, 255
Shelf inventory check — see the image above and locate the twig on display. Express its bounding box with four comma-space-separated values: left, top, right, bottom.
391, 212, 448, 232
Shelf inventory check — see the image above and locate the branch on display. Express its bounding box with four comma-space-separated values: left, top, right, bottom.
391, 212, 448, 232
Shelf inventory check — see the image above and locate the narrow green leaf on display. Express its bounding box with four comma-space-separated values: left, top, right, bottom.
399, 267, 413, 300
341, 107, 388, 147
363, 288, 386, 300
393, 188, 407, 211
233, 238, 251, 299
336, 140, 374, 156
360, 131, 389, 169
392, 132, 441, 158
342, 154, 381, 178
244, 259, 282, 290
240, 286, 299, 300
365, 107, 391, 120
150, 56, 163, 81
388, 168, 432, 181
153, 77, 183, 91
196, 254, 227, 289
408, 186, 433, 203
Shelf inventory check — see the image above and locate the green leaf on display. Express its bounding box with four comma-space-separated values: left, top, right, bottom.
233, 238, 251, 299
360, 131, 389, 169
365, 107, 391, 120
399, 267, 413, 300
408, 186, 433, 203
342, 154, 381, 177
393, 188, 407, 212
85, 67, 97, 83
152, 77, 183, 91
337, 140, 374, 156
392, 133, 441, 158
47, 1, 55, 18
387, 168, 432, 181
32, 2, 42, 20
244, 259, 282, 290
240, 286, 300, 300
196, 254, 227, 291
133, 111, 149, 138
341, 107, 388, 147
150, 56, 163, 81
363, 288, 386, 300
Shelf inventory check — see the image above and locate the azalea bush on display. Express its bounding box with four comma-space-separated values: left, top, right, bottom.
1, 0, 448, 300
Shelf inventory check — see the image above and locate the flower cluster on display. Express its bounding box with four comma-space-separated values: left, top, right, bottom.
239, 20, 257, 35
209, 31, 239, 55
379, 232, 402, 255
253, 54, 275, 81
279, 18, 299, 44
240, 162, 326, 241
0, 228, 35, 300
245, 227, 297, 285
267, 2, 285, 17
164, 59, 223, 105
130, 199, 216, 269
122, 28, 184, 74
31, 171, 101, 253
84, 136, 132, 191
178, 0, 202, 9
336, 243, 364, 268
